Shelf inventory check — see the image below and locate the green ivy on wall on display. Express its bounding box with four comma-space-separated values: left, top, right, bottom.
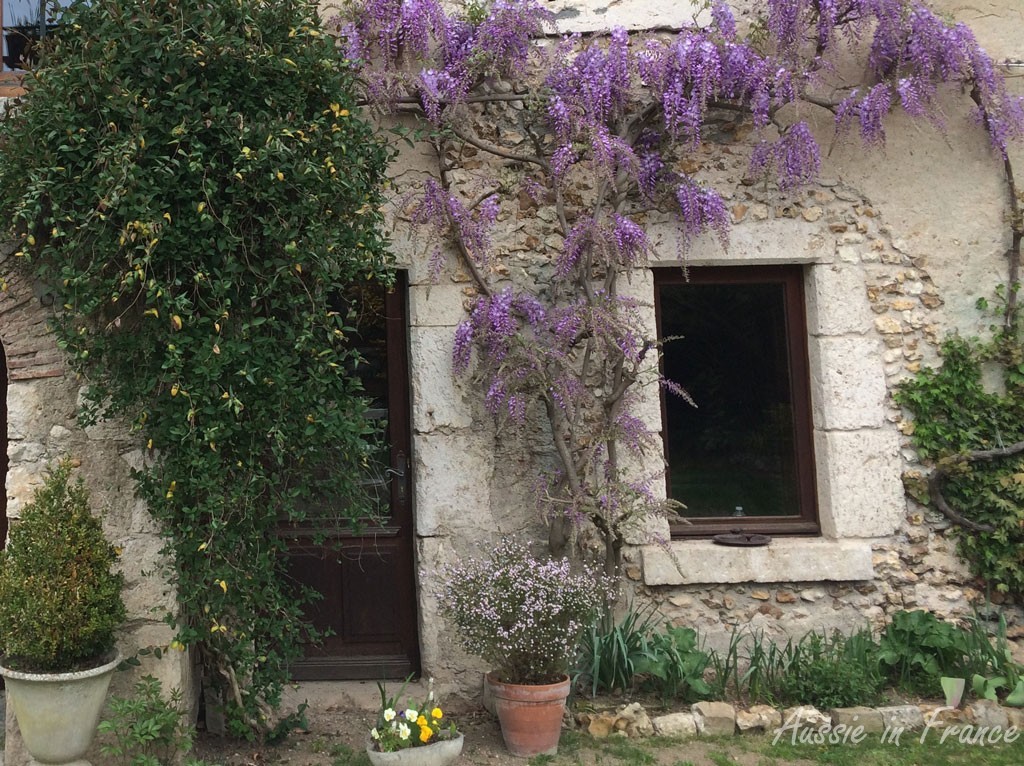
0, 0, 393, 737
897, 327, 1024, 597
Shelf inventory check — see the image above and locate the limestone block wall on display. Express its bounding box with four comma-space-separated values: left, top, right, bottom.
624, 0, 1024, 653
0, 251, 190, 765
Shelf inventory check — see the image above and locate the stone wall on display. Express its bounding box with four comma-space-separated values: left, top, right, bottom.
0, 250, 190, 765
631, 171, 995, 650
397, 0, 1024, 692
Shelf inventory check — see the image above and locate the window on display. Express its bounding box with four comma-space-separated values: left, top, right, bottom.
655, 265, 818, 536
3, 1, 72, 72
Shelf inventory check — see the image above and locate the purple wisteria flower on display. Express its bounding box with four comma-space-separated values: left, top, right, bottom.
410, 179, 498, 276
675, 178, 730, 248
340, 0, 1024, 591
748, 121, 821, 190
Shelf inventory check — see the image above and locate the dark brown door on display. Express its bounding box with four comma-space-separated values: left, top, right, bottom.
283, 277, 418, 681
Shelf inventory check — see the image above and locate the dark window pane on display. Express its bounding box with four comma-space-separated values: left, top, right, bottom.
656, 266, 817, 535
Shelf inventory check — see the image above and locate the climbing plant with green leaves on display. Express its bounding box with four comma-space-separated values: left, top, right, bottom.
0, 0, 393, 738
897, 326, 1024, 597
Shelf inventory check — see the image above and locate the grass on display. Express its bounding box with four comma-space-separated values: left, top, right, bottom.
529, 731, 675, 764
762, 735, 1024, 765
199, 724, 1024, 765
519, 729, 1024, 766
330, 744, 370, 766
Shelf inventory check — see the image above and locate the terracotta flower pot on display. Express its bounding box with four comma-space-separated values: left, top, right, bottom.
486, 672, 570, 757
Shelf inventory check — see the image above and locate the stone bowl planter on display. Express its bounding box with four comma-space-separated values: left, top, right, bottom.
365, 731, 464, 765
0, 653, 120, 766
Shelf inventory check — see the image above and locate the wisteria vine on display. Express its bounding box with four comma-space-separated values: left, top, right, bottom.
332, 0, 1024, 583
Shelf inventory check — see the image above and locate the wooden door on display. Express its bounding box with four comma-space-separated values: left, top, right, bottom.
283, 277, 418, 681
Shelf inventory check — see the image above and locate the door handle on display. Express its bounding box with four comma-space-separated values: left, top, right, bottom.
392, 451, 409, 505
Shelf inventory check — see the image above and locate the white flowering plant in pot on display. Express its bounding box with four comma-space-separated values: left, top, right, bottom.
369, 677, 458, 753
437, 539, 613, 685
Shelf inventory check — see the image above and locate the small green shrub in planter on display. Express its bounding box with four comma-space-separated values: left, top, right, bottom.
0, 459, 126, 672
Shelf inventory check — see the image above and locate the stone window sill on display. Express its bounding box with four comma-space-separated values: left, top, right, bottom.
640, 538, 875, 586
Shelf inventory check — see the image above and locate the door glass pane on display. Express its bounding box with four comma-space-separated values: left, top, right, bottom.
283, 282, 393, 529
660, 281, 801, 518
333, 282, 392, 523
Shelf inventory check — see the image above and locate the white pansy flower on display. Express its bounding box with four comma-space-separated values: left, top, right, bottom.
398, 723, 411, 740
404, 708, 418, 722
383, 708, 396, 722
370, 728, 380, 740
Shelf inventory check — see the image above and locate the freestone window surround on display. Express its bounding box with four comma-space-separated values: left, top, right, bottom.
636, 219, 905, 585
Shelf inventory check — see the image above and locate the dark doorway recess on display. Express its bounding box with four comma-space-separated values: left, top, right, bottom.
282, 275, 419, 681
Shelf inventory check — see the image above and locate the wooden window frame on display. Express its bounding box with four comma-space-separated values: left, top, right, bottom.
654, 265, 819, 537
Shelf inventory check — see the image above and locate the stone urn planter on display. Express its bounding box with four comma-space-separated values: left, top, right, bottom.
0, 461, 126, 766
487, 672, 571, 757
0, 653, 120, 766
365, 731, 464, 766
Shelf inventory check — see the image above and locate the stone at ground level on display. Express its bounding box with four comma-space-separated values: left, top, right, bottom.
651, 712, 697, 738
580, 699, 1024, 745
877, 705, 924, 732
578, 712, 618, 739
919, 703, 968, 729
616, 702, 654, 737
576, 702, 653, 739
692, 701, 736, 736
966, 699, 1010, 729
830, 706, 885, 734
1005, 707, 1024, 731
781, 706, 830, 730
736, 705, 782, 733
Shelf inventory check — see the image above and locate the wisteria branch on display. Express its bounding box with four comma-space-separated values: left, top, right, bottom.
449, 124, 549, 170
436, 143, 494, 298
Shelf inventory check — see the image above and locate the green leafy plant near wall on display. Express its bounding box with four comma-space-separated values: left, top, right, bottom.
896, 329, 1024, 596
99, 675, 210, 766
0, 0, 393, 738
